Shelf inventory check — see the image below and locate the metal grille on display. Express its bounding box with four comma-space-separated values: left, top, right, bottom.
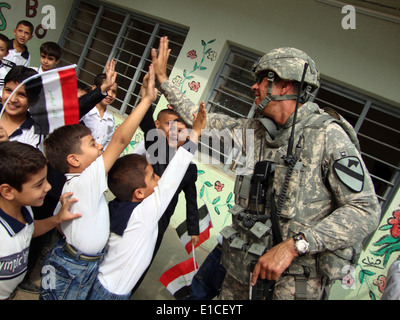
58, 0, 187, 115
200, 47, 260, 171
315, 81, 400, 213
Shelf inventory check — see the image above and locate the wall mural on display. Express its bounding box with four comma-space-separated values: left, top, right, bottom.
197, 169, 233, 228
0, 2, 11, 31
332, 198, 400, 300
171, 39, 217, 95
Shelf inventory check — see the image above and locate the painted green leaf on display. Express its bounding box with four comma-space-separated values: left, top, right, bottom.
200, 185, 205, 198
212, 196, 221, 204
379, 224, 392, 231
373, 235, 400, 246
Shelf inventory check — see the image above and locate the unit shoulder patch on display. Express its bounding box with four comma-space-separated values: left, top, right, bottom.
333, 156, 364, 192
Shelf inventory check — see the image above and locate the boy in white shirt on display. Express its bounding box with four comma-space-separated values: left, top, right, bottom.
34, 42, 61, 74
80, 73, 117, 149
3, 20, 33, 68
0, 141, 81, 299
39, 64, 157, 300
88, 102, 206, 300
0, 66, 43, 150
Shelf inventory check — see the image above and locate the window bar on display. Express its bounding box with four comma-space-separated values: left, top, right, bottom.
119, 23, 160, 114
107, 13, 130, 72
354, 100, 371, 132
75, 5, 105, 77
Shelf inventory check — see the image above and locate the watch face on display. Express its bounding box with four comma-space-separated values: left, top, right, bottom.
296, 240, 309, 254
297, 241, 307, 252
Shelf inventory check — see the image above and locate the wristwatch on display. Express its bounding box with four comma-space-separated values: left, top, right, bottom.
293, 233, 309, 256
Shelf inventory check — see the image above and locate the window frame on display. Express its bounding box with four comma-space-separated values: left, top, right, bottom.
58, 0, 188, 115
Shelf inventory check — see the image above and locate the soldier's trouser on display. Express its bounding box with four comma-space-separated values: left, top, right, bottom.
219, 272, 330, 300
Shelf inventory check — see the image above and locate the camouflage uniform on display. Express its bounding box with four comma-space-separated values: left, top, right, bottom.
158, 48, 380, 300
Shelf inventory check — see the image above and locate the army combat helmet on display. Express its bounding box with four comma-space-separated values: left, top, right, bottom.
252, 47, 320, 112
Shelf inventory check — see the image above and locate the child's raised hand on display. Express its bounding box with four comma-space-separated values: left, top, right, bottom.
151, 36, 171, 84
193, 102, 207, 131
101, 59, 117, 92
141, 64, 158, 103
189, 102, 207, 143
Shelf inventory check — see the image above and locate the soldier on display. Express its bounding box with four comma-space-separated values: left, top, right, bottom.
151, 37, 380, 300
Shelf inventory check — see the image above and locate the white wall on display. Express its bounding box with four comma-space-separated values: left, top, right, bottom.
105, 0, 400, 108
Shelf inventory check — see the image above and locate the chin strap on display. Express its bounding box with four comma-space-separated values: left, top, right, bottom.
256, 71, 311, 114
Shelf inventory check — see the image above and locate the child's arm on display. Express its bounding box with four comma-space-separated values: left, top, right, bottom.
33, 192, 81, 238
102, 65, 157, 173
79, 59, 117, 118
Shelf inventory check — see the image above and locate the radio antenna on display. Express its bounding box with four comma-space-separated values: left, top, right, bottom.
286, 63, 308, 162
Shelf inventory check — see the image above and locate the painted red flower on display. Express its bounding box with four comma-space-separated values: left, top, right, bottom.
187, 50, 197, 59
374, 275, 386, 293
214, 181, 224, 192
388, 210, 400, 238
188, 81, 200, 92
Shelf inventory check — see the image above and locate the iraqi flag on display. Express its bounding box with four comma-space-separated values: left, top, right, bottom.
28, 65, 79, 136
159, 257, 198, 300
176, 205, 212, 254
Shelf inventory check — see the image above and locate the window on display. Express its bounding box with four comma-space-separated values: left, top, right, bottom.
315, 81, 400, 213
200, 47, 260, 170
58, 0, 188, 115
203, 46, 400, 211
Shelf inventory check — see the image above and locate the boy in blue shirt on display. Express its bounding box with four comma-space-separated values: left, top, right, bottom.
0, 141, 81, 299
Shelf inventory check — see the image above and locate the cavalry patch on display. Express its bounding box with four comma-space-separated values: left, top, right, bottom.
333, 156, 364, 192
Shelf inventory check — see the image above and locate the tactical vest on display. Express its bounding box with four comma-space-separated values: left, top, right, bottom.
220, 107, 362, 286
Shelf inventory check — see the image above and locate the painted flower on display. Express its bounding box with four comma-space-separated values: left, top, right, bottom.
373, 275, 386, 293
172, 75, 182, 87
188, 81, 200, 92
341, 273, 355, 288
388, 210, 400, 238
187, 50, 197, 59
214, 181, 224, 192
207, 50, 217, 61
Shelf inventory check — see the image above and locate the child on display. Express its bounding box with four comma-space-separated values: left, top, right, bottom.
130, 107, 200, 293
77, 80, 90, 98
87, 102, 206, 300
0, 33, 15, 97
34, 41, 61, 73
3, 20, 33, 67
0, 141, 81, 300
18, 60, 118, 294
80, 73, 118, 149
0, 66, 43, 150
39, 65, 157, 300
